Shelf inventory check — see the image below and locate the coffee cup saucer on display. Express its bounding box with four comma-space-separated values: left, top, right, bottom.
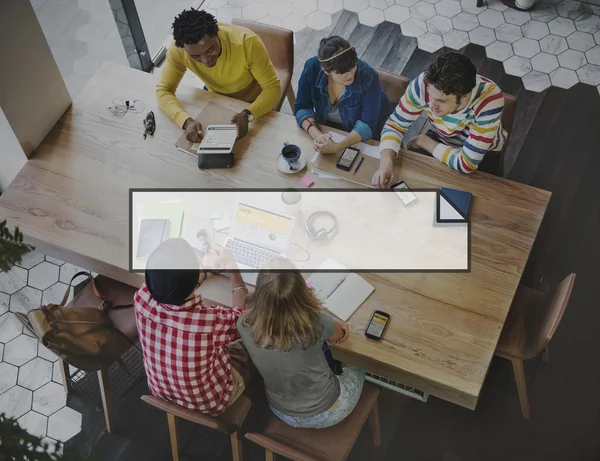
276, 153, 307, 174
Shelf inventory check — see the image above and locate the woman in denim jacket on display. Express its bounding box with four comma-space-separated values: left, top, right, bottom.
294, 36, 393, 155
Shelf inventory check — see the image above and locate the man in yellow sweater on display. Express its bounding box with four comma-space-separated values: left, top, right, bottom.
156, 9, 281, 142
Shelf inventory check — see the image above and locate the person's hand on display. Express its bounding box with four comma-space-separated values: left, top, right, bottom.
314, 133, 331, 145
372, 161, 394, 189
328, 319, 350, 345
314, 137, 340, 155
202, 248, 238, 273
231, 111, 249, 140
183, 118, 203, 143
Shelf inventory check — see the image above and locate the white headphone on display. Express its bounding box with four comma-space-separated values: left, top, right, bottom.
305, 211, 338, 241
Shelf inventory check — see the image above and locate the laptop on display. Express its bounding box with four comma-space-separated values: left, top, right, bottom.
196, 124, 237, 154
223, 201, 296, 285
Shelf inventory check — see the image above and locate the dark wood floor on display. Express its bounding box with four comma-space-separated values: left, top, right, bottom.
64, 10, 600, 461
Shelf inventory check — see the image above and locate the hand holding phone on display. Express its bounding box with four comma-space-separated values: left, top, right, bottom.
365, 310, 390, 341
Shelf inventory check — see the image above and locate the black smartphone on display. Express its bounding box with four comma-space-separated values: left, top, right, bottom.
390, 179, 418, 206
336, 147, 360, 171
365, 310, 390, 341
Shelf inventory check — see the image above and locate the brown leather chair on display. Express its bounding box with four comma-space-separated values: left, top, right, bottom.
231, 18, 295, 112
495, 273, 576, 419
141, 393, 252, 461
374, 68, 409, 108
245, 382, 381, 461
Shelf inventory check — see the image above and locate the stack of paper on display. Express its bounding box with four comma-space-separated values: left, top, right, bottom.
311, 132, 380, 180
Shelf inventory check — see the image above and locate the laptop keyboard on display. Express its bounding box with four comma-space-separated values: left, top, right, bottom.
224, 239, 279, 269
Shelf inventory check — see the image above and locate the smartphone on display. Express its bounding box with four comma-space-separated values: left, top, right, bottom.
365, 310, 390, 341
336, 147, 360, 171
391, 180, 418, 206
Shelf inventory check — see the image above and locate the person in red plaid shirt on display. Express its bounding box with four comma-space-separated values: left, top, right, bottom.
133, 239, 249, 416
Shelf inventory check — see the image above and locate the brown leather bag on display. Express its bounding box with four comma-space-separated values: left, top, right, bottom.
20, 271, 136, 372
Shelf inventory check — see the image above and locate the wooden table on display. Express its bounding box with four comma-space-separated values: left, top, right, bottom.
0, 61, 551, 410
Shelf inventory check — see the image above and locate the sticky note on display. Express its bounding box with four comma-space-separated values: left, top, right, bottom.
300, 175, 314, 188
210, 213, 222, 220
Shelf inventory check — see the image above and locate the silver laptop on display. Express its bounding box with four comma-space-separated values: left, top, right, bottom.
223, 201, 296, 285
197, 124, 237, 154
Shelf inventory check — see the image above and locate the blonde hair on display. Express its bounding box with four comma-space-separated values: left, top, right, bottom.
242, 258, 325, 352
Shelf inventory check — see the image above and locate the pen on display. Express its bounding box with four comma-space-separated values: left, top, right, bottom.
327, 276, 346, 299
353, 156, 364, 175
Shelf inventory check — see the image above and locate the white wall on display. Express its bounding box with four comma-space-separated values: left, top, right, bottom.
0, 108, 27, 192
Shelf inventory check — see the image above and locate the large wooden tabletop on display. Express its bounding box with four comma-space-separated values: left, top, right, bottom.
0, 61, 551, 410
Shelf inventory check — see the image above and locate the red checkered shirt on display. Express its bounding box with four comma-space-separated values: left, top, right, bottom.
133, 284, 243, 416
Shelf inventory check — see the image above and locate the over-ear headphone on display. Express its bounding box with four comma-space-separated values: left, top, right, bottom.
305, 211, 338, 241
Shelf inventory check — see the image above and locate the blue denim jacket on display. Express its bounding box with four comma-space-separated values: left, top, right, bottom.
294, 57, 393, 141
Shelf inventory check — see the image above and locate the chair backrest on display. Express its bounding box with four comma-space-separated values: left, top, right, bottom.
502, 93, 517, 134
231, 18, 294, 74
374, 68, 409, 107
531, 273, 576, 357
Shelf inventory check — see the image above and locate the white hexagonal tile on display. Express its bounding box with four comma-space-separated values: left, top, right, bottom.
423, 0, 443, 4
344, 0, 370, 12
58, 264, 90, 285
479, 9, 505, 29
306, 10, 332, 29
47, 407, 82, 443
52, 361, 66, 385
426, 15, 453, 34
44, 256, 65, 267
470, 26, 496, 46
229, 0, 252, 6
0, 342, 3, 360
318, 0, 344, 13
216, 5, 242, 23
558, 49, 586, 69
258, 15, 282, 26
486, 40, 515, 60
268, 1, 292, 18
385, 4, 411, 23
0, 361, 18, 395
567, 31, 595, 51
41, 282, 71, 307
28, 262, 60, 291
514, 37, 541, 58
531, 52, 560, 72
540, 34, 569, 54
452, 11, 479, 31
460, 0, 482, 14
435, 0, 461, 18
242, 2, 267, 20
402, 18, 427, 36
0, 386, 32, 419
586, 46, 600, 65
595, 30, 600, 45
504, 8, 531, 26
208, 0, 228, 8
0, 266, 28, 295
417, 32, 444, 52
5, 334, 38, 366
16, 252, 44, 270
410, 2, 436, 20
495, 23, 523, 43
359, 6, 385, 26
18, 357, 53, 391
395, 0, 419, 6
294, 0, 318, 15
370, 0, 394, 8
0, 291, 8, 316
281, 13, 307, 32
9, 286, 42, 315
556, 0, 585, 19
0, 313, 23, 343
577, 63, 600, 85
38, 342, 59, 362
522, 20, 550, 39
443, 29, 469, 49
18, 411, 48, 438
522, 70, 552, 91
504, 55, 533, 76
548, 16, 576, 36
531, 4, 559, 24
487, 0, 508, 11
33, 382, 67, 416
550, 67, 579, 87
575, 13, 600, 34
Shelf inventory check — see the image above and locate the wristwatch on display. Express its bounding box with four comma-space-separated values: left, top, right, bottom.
242, 109, 254, 122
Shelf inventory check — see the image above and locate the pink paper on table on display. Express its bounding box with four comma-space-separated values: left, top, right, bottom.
300, 175, 314, 188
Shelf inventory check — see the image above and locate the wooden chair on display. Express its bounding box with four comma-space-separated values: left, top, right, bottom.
232, 18, 295, 112
374, 68, 409, 107
495, 273, 576, 419
245, 382, 381, 461
141, 393, 252, 461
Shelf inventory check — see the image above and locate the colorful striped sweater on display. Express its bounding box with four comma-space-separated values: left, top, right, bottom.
380, 72, 507, 174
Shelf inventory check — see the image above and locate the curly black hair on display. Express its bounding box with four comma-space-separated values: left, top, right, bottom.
425, 52, 476, 103
318, 36, 358, 74
172, 8, 219, 48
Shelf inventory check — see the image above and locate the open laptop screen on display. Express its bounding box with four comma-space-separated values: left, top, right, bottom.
235, 203, 293, 236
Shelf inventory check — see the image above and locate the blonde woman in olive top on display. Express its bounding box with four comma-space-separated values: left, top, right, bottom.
156, 8, 281, 142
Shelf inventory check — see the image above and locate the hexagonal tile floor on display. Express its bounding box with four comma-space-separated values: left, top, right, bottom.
206, 0, 600, 93
0, 253, 91, 450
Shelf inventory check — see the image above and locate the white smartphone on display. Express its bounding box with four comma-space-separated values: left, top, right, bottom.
391, 180, 418, 206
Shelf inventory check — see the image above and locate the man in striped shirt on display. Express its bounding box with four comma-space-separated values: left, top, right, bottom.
372, 53, 507, 188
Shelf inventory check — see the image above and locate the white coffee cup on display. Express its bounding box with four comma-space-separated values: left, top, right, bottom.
281, 190, 302, 216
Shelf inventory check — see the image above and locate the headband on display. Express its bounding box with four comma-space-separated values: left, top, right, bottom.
318, 46, 355, 63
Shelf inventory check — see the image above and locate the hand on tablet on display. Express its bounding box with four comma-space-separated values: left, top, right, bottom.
231, 112, 249, 140
183, 118, 204, 143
